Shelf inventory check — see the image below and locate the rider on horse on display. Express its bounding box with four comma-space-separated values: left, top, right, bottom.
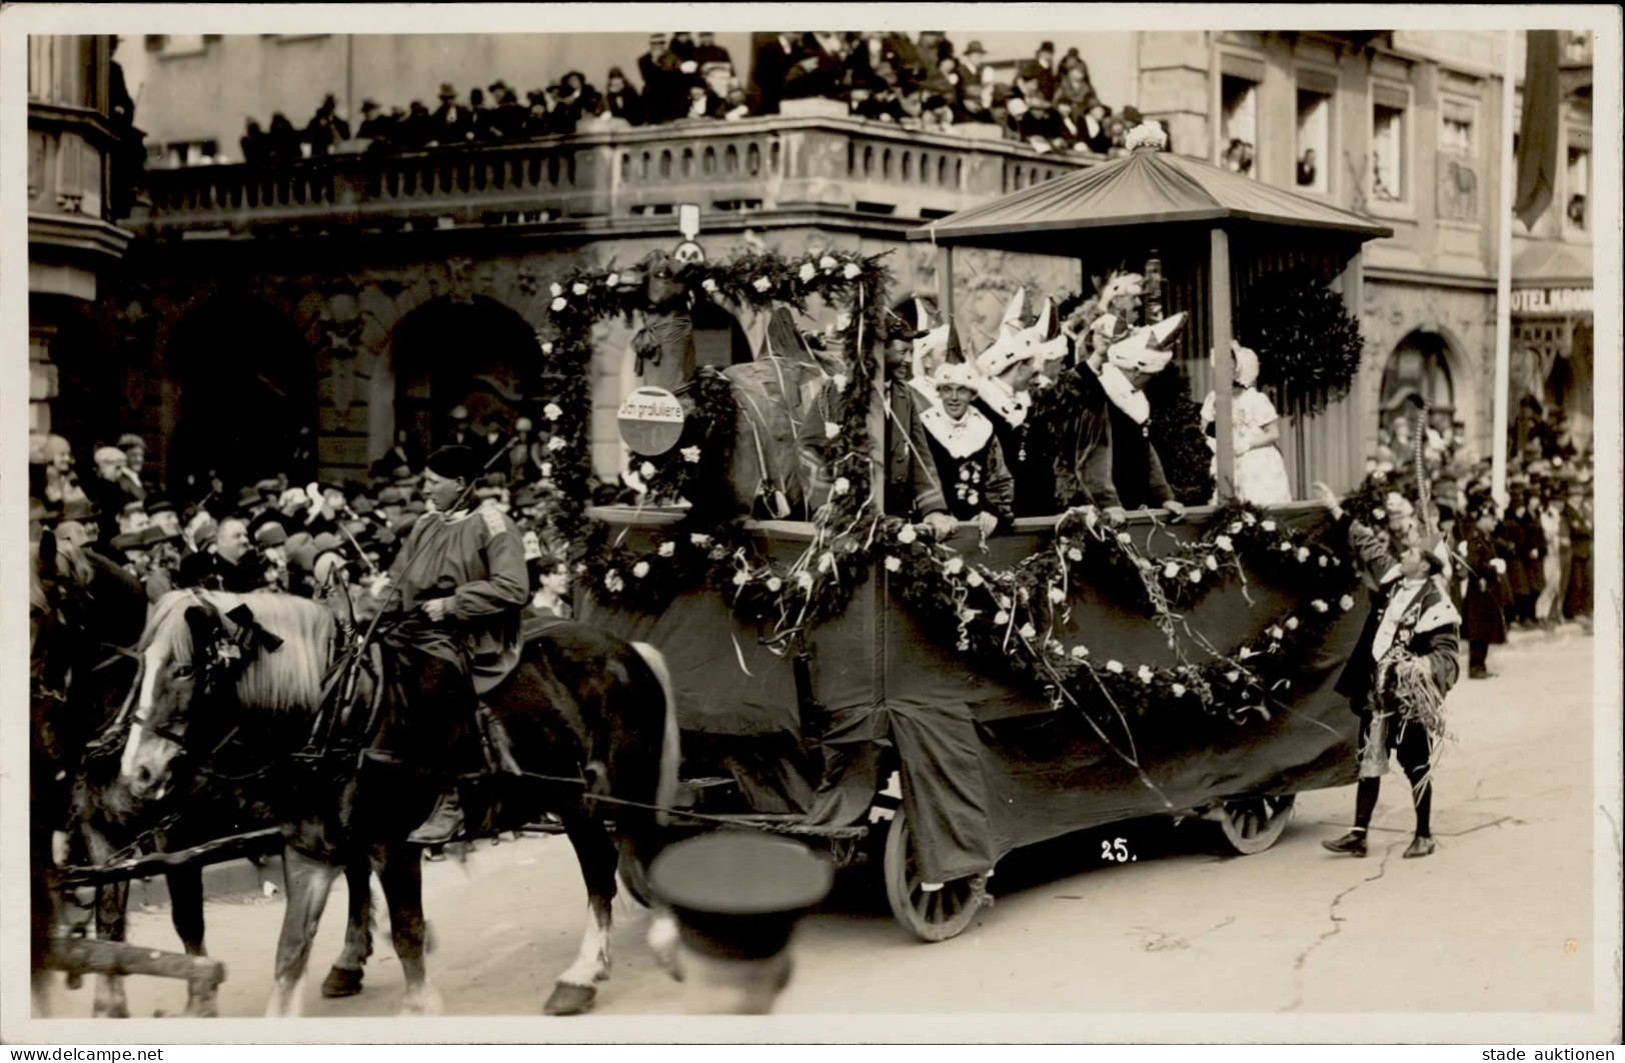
365, 445, 531, 844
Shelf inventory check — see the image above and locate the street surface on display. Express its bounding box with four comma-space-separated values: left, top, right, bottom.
44, 624, 1599, 1019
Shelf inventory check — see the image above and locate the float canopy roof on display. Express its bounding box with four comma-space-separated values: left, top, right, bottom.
910, 148, 1393, 250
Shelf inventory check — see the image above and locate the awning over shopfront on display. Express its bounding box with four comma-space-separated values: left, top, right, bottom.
908, 148, 1393, 250
1511, 239, 1594, 295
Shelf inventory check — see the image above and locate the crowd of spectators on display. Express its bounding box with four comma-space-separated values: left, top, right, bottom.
27, 407, 577, 623
221, 33, 1149, 166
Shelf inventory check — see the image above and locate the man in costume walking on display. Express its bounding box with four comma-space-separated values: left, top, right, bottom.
1313, 483, 1461, 860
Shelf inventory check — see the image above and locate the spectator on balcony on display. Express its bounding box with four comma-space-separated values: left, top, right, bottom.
267, 113, 303, 164
694, 32, 732, 69
549, 72, 601, 134
357, 99, 390, 141
488, 84, 529, 139
305, 94, 351, 157
1006, 63, 1059, 146
782, 33, 846, 104
748, 32, 800, 115
1053, 60, 1096, 120
697, 62, 736, 117
1031, 41, 1060, 100
639, 33, 680, 124
851, 61, 904, 121
721, 81, 752, 121
921, 55, 964, 121
240, 119, 270, 167
958, 39, 989, 84
895, 85, 928, 130
1053, 99, 1085, 151
955, 55, 996, 124
670, 32, 702, 86
845, 31, 903, 94
402, 101, 433, 149
524, 91, 551, 137
431, 84, 474, 146
467, 87, 494, 137
1079, 98, 1114, 155
597, 67, 644, 126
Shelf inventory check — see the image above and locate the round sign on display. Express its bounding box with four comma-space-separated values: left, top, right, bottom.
672, 240, 706, 265
617, 386, 686, 456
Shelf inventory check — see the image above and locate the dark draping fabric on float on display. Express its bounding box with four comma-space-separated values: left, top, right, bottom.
581, 509, 1362, 885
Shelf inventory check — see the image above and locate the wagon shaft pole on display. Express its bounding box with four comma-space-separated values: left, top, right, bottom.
44, 937, 226, 998
48, 827, 284, 890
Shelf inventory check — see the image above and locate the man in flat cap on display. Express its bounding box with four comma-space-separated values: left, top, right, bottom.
365, 444, 530, 844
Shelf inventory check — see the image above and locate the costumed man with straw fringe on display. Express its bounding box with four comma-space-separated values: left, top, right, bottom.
1312, 482, 1461, 860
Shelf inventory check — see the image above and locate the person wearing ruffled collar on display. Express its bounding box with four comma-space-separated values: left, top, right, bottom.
1093, 313, 1188, 517
972, 290, 1068, 517
918, 359, 1013, 540
1314, 481, 1461, 860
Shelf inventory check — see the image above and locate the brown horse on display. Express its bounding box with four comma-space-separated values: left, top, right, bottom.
121, 589, 680, 1016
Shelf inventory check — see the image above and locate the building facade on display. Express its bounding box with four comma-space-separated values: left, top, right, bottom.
26, 34, 136, 438
33, 30, 1594, 493
1134, 29, 1594, 462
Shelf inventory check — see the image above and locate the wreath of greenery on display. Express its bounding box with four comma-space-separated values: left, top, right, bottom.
539, 250, 1365, 766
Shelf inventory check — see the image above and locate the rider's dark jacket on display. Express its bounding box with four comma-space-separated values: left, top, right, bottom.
383, 500, 530, 693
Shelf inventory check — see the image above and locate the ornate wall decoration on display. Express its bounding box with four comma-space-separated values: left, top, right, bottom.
1436, 158, 1479, 223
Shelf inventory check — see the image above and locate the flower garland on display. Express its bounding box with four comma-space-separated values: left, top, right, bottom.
879, 503, 1362, 732
539, 249, 1365, 745
547, 248, 890, 623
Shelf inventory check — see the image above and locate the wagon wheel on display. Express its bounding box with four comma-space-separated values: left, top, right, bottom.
1213, 794, 1296, 855
882, 807, 987, 942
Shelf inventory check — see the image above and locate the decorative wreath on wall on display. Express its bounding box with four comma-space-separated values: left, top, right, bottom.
535, 250, 1365, 778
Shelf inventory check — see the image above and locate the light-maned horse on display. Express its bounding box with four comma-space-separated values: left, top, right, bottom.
31, 537, 376, 1018
121, 588, 681, 1016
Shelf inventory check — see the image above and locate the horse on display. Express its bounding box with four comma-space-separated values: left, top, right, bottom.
31, 539, 377, 1018
120, 588, 682, 1016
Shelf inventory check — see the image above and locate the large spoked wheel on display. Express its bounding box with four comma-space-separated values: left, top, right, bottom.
1212, 793, 1296, 855
882, 807, 987, 942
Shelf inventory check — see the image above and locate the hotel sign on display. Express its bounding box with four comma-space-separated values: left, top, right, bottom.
1510, 287, 1593, 315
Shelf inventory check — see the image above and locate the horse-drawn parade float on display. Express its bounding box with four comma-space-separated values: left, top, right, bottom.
31, 139, 1402, 1017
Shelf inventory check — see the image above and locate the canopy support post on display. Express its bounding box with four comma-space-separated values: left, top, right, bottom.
935, 244, 956, 322
1210, 226, 1236, 502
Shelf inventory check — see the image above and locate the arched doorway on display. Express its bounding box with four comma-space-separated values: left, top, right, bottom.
391, 296, 542, 452
165, 298, 317, 493
1379, 329, 1458, 440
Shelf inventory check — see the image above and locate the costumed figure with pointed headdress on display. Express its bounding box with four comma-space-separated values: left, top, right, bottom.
972, 290, 1068, 517
1091, 313, 1188, 514
1200, 340, 1293, 505
1314, 482, 1461, 860
918, 355, 1014, 538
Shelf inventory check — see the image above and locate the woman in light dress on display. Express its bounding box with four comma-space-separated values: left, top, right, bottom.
1201, 341, 1292, 506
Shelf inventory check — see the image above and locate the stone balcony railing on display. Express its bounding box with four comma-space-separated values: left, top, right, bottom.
133, 113, 1100, 237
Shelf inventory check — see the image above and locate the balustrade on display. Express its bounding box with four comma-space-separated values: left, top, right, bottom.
135, 115, 1102, 236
